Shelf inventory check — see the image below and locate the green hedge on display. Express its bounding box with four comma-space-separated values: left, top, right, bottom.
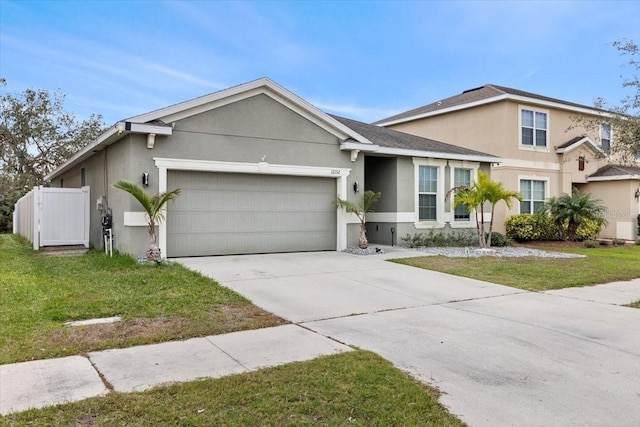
505, 214, 602, 242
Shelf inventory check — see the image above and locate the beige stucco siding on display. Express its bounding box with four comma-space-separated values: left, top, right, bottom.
386, 99, 614, 235
585, 180, 639, 240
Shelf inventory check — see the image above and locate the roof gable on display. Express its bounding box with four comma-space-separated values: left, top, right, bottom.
555, 136, 606, 156
46, 78, 375, 181
375, 84, 608, 126
128, 77, 370, 144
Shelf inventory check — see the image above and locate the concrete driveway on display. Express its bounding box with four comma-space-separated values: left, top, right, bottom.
177, 249, 640, 427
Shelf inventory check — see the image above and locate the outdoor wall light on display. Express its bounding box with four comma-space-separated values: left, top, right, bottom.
142, 172, 149, 187
353, 182, 359, 193
635, 188, 640, 201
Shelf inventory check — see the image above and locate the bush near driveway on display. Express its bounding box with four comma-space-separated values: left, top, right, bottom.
506, 214, 602, 242
0, 234, 285, 364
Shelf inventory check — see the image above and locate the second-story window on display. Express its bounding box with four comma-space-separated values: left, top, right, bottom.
521, 108, 547, 147
600, 123, 611, 154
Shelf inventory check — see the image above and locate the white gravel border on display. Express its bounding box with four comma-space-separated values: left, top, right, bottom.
414, 246, 585, 258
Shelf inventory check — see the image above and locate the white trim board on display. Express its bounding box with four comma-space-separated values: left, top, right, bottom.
493, 158, 561, 171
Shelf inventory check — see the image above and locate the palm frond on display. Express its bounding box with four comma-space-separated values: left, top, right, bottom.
113, 180, 154, 214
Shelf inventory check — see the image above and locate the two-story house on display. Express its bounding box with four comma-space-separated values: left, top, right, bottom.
375, 84, 639, 240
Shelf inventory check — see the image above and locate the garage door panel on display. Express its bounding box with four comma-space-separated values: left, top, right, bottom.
167, 171, 337, 256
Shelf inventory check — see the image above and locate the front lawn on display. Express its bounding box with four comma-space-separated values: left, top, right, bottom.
393, 245, 640, 292
0, 234, 285, 364
3, 350, 464, 427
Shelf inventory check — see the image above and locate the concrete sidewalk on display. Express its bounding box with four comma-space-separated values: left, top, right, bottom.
0, 324, 351, 415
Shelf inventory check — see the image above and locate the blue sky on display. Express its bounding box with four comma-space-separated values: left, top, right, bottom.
1, 0, 639, 126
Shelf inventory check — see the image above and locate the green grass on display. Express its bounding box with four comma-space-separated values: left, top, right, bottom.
393, 245, 640, 291
0, 234, 285, 364
2, 351, 464, 427
628, 300, 640, 309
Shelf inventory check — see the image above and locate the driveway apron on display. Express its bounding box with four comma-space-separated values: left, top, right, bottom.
177, 250, 640, 427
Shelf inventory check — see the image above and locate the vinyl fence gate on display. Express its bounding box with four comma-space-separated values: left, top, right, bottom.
13, 186, 90, 250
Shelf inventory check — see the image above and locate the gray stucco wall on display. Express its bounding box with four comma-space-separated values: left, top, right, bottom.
51, 94, 365, 256
365, 156, 493, 246
364, 156, 397, 211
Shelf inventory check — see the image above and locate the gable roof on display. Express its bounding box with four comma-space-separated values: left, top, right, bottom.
375, 83, 608, 127
332, 115, 500, 163
555, 136, 606, 156
46, 78, 375, 181
588, 164, 640, 181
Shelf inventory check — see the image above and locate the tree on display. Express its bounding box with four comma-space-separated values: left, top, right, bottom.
450, 170, 522, 248
335, 190, 381, 249
543, 189, 607, 241
571, 39, 640, 164
113, 181, 181, 262
0, 78, 105, 231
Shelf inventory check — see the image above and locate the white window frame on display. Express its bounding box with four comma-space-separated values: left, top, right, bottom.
518, 175, 549, 214
413, 158, 446, 229
448, 160, 480, 228
599, 123, 611, 154
519, 106, 550, 152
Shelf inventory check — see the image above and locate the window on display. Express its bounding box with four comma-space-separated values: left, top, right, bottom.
418, 166, 438, 221
521, 108, 547, 147
600, 123, 611, 154
454, 168, 471, 221
520, 179, 546, 214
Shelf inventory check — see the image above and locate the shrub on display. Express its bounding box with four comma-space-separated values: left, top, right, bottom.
401, 230, 477, 248
505, 214, 557, 241
612, 238, 626, 246
486, 232, 508, 247
506, 214, 603, 242
583, 240, 598, 248
574, 217, 604, 241
600, 239, 611, 246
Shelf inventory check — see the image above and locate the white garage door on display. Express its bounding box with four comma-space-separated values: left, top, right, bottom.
167, 171, 337, 257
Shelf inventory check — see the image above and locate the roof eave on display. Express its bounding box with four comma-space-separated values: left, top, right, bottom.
340, 141, 500, 163
45, 121, 174, 182
44, 126, 121, 181
378, 93, 612, 127
587, 174, 640, 182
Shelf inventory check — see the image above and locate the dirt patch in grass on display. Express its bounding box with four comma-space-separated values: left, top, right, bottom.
17, 304, 286, 361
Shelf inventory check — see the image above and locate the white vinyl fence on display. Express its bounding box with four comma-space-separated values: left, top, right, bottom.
13, 186, 90, 250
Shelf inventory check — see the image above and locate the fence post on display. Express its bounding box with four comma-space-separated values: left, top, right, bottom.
33, 186, 41, 250
82, 186, 90, 248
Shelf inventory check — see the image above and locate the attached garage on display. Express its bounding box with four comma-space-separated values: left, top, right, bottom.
166, 170, 338, 257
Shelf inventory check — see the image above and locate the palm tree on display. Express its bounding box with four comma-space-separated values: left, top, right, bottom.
544, 188, 606, 241
335, 190, 381, 249
450, 171, 521, 247
113, 180, 181, 261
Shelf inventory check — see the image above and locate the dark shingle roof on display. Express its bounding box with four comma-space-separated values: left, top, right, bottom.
331, 114, 498, 159
589, 164, 640, 178
556, 136, 587, 149
375, 84, 604, 125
